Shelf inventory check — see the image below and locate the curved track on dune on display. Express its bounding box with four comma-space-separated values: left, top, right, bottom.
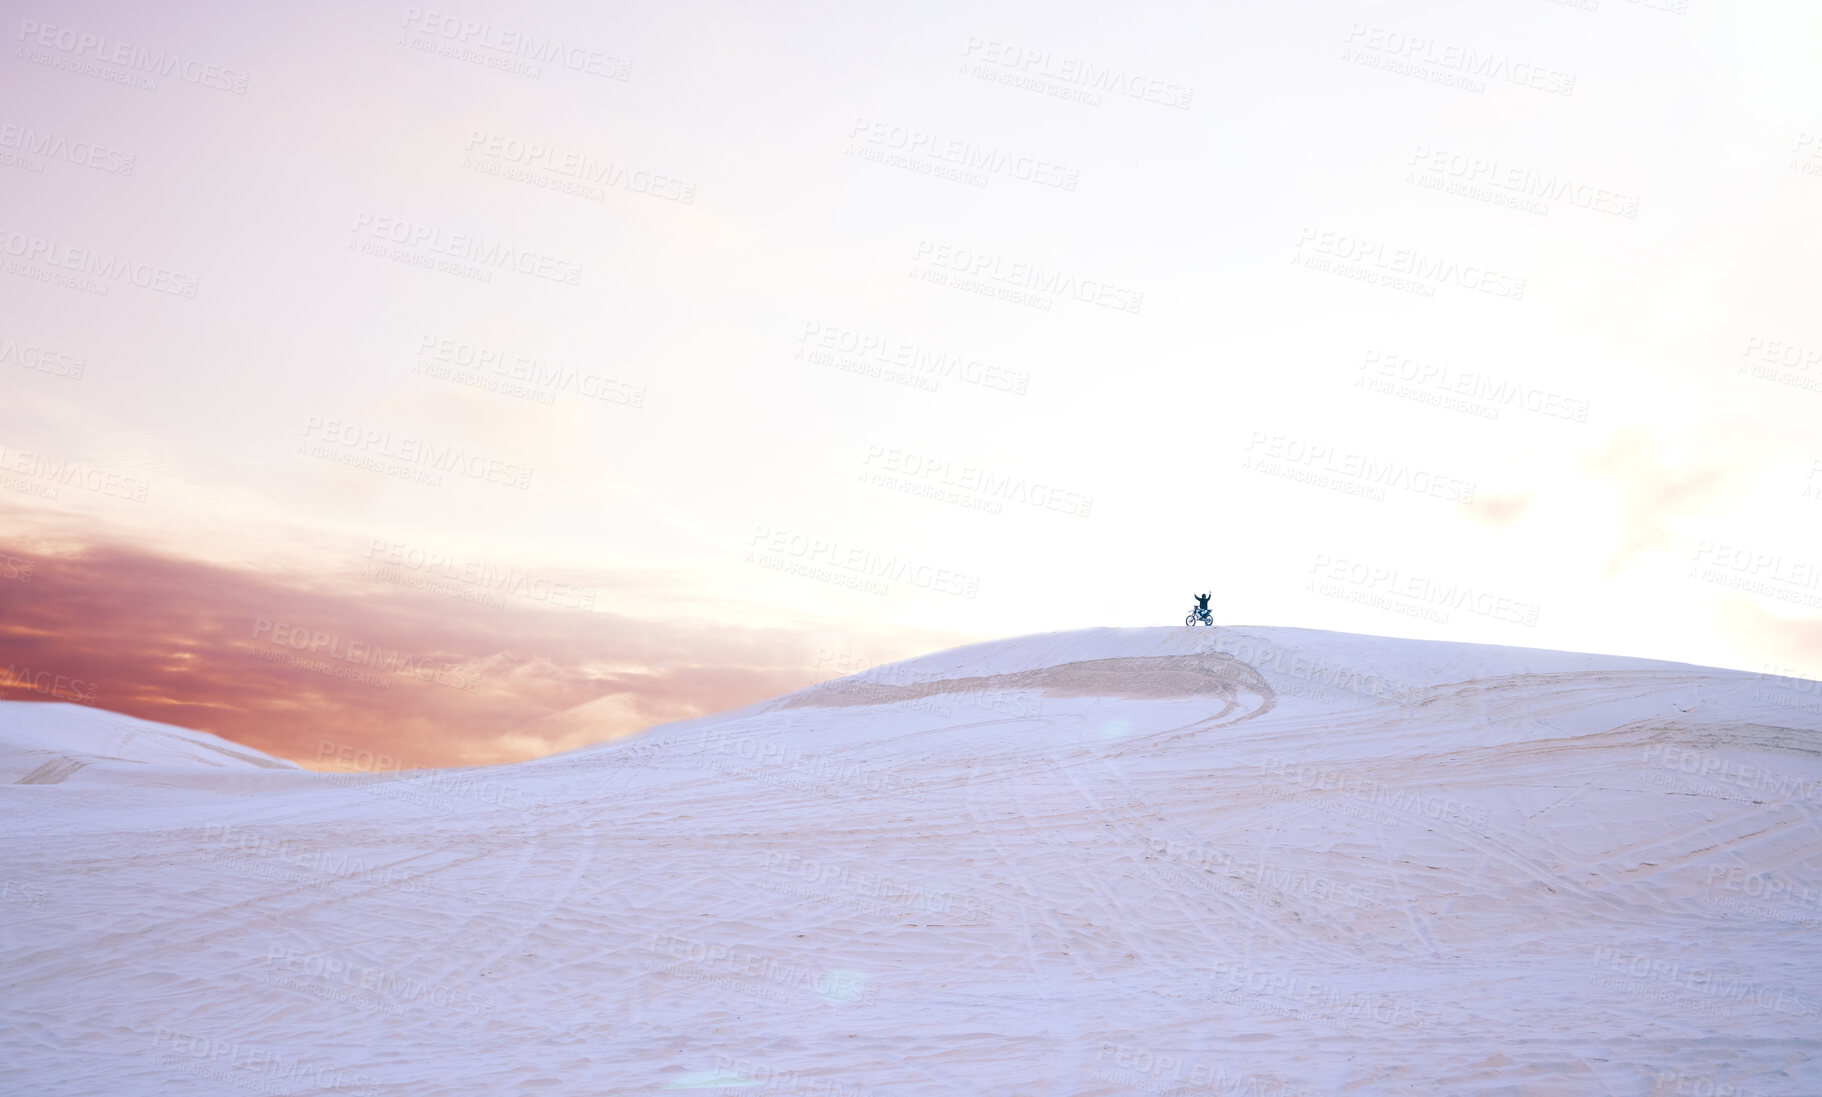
4, 628, 1820, 1096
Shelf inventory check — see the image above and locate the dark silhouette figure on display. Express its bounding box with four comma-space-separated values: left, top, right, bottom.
1187, 592, 1213, 626
1195, 592, 1211, 614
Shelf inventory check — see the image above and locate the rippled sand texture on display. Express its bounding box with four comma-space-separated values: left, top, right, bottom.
4, 625, 1820, 1095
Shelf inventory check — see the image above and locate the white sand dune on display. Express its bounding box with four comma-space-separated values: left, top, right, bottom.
3, 625, 1820, 1095
0, 703, 299, 787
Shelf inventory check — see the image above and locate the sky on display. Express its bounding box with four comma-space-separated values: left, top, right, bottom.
2, 0, 1820, 769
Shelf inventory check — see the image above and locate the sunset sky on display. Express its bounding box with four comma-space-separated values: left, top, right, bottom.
3, 0, 1820, 769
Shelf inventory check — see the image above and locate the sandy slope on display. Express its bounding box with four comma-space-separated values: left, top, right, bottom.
2, 626, 1820, 1096
0, 703, 299, 787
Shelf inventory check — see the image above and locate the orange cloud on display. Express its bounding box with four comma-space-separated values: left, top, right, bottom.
0, 523, 966, 769
1466, 490, 1532, 529
1584, 433, 1733, 576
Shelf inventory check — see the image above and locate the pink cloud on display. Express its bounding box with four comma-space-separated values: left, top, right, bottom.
0, 524, 962, 768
